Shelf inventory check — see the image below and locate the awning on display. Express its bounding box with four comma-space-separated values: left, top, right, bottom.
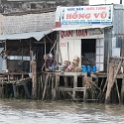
0, 30, 53, 41
52, 25, 113, 31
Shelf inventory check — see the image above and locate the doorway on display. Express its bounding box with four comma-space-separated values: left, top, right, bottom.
81, 39, 96, 66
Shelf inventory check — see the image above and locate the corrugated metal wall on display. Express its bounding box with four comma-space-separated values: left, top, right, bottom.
104, 4, 124, 70
104, 28, 112, 70
113, 4, 124, 50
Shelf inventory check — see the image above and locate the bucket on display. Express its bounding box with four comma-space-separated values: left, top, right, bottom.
82, 65, 87, 72
92, 66, 97, 72
29, 73, 32, 78
87, 66, 91, 73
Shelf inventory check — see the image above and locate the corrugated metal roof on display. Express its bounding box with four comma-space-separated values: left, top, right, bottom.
0, 30, 53, 41
53, 25, 113, 31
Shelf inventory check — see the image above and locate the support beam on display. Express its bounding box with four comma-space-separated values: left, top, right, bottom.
23, 83, 31, 99
45, 35, 53, 43
31, 60, 37, 99
115, 80, 120, 104
121, 77, 124, 103
13, 84, 17, 99
73, 76, 77, 100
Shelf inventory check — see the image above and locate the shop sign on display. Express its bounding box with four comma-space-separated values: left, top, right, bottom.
56, 5, 113, 26
60, 29, 102, 39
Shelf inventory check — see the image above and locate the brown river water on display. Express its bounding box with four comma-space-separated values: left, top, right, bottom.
0, 99, 124, 124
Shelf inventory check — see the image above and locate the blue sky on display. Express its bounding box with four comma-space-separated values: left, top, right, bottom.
89, 0, 122, 5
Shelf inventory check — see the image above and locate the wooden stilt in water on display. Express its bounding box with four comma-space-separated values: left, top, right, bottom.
51, 75, 55, 100
31, 61, 37, 99
63, 77, 68, 98
23, 84, 31, 99
73, 76, 77, 100
40, 75, 44, 99
54, 75, 60, 100
115, 79, 120, 104
42, 74, 49, 100
13, 84, 17, 99
121, 77, 124, 103
37, 76, 41, 99
97, 78, 107, 102
105, 59, 122, 104
5, 84, 8, 98
83, 87, 87, 102
1, 83, 4, 99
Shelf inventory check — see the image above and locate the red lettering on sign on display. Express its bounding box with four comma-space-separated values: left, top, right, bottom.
85, 14, 91, 19
101, 12, 107, 19
94, 13, 100, 18
86, 7, 95, 10
60, 43, 66, 47
94, 12, 107, 19
78, 14, 85, 19
96, 7, 106, 10
66, 13, 91, 19
61, 31, 73, 39
76, 30, 88, 37
66, 14, 72, 19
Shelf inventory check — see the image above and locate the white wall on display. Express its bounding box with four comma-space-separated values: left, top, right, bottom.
60, 39, 81, 67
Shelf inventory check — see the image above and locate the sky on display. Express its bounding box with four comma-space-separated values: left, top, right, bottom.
89, 0, 123, 5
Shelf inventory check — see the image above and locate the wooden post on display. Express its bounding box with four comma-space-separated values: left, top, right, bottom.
56, 32, 59, 65
67, 42, 69, 62
84, 87, 87, 102
31, 60, 37, 99
51, 75, 55, 100
115, 79, 120, 104
54, 75, 60, 100
1, 83, 4, 99
73, 76, 77, 100
5, 40, 8, 71
13, 84, 17, 99
42, 74, 49, 100
105, 64, 114, 104
105, 60, 122, 104
21, 40, 24, 72
121, 77, 124, 103
30, 40, 33, 73
23, 83, 31, 99
40, 75, 43, 98
37, 76, 41, 99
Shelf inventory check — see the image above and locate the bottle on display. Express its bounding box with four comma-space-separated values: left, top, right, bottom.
108, 6, 111, 19
61, 9, 65, 20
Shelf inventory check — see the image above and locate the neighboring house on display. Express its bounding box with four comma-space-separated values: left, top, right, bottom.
0, 0, 89, 13
0, 8, 56, 72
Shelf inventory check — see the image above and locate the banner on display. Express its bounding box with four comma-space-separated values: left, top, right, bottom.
57, 5, 113, 25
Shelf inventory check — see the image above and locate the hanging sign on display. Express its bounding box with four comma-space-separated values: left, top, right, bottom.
56, 5, 113, 26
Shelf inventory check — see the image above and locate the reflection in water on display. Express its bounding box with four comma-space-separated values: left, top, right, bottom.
0, 99, 123, 124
